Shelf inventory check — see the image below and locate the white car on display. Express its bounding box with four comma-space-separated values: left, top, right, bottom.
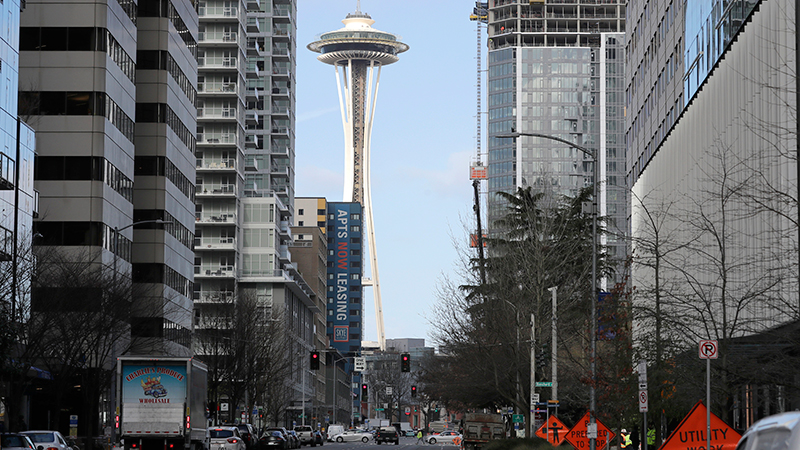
209, 427, 247, 450
21, 431, 71, 450
331, 430, 372, 443
426, 431, 462, 445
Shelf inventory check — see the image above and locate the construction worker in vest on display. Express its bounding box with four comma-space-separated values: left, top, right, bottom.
621, 429, 633, 449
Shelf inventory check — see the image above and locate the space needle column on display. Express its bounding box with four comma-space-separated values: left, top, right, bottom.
308, 7, 408, 351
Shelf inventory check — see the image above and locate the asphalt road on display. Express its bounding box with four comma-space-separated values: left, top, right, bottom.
315, 438, 459, 449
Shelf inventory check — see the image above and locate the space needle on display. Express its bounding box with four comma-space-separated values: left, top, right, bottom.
308, 3, 408, 350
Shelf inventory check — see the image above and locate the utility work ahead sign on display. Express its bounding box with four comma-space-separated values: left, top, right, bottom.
658, 401, 740, 450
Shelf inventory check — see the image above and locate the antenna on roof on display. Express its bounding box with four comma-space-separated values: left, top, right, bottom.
356, 0, 360, 12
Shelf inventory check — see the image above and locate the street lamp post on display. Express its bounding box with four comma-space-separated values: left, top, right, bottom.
498, 132, 598, 450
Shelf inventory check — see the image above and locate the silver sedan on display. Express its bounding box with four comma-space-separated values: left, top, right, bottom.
331, 431, 372, 443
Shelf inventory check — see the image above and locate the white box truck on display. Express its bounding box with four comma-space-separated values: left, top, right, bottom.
116, 357, 208, 450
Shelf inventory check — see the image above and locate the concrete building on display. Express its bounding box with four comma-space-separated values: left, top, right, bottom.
20, 0, 197, 355
292, 197, 330, 423
627, 0, 798, 426
485, 0, 628, 276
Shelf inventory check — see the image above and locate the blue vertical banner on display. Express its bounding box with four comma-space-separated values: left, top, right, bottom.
327, 203, 363, 353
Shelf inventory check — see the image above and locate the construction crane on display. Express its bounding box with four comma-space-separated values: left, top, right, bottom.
469, 2, 488, 284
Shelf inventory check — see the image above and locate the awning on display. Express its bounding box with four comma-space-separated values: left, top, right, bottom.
27, 366, 53, 380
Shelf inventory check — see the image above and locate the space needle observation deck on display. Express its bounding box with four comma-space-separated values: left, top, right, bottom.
308, 7, 408, 351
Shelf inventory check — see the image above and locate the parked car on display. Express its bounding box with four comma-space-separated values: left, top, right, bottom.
374, 427, 399, 445
325, 425, 345, 442
21, 431, 71, 450
237, 424, 257, 450
331, 430, 372, 443
425, 431, 462, 445
286, 430, 300, 448
264, 429, 295, 449
294, 426, 316, 447
258, 431, 289, 450
209, 427, 247, 450
2, 434, 37, 450
312, 431, 324, 446
403, 431, 416, 437
736, 411, 800, 450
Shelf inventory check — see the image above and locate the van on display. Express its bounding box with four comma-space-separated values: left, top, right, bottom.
736, 412, 800, 450
325, 425, 345, 442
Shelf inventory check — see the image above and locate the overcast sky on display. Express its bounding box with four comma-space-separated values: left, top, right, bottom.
295, 0, 484, 346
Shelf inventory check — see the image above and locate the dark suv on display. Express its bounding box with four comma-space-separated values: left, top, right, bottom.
374, 427, 399, 445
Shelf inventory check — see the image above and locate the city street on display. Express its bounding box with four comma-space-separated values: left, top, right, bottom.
319, 438, 459, 449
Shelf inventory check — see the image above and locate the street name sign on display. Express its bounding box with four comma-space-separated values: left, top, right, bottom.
535, 382, 553, 387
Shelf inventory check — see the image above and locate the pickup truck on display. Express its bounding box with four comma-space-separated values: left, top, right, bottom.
294, 426, 317, 447
374, 427, 399, 445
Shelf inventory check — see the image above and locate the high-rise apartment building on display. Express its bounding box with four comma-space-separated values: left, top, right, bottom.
485, 0, 628, 271
193, 0, 316, 426
20, 0, 198, 355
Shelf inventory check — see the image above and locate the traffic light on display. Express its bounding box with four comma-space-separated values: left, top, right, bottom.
401, 353, 410, 372
310, 351, 320, 370
411, 386, 417, 397
361, 383, 368, 398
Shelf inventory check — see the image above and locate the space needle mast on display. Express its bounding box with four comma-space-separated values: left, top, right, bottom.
308, 4, 408, 350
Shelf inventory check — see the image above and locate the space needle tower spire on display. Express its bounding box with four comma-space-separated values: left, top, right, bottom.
308, 6, 407, 351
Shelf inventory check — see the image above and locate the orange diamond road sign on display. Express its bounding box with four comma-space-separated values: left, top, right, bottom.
536, 416, 570, 446
658, 401, 740, 450
565, 412, 615, 450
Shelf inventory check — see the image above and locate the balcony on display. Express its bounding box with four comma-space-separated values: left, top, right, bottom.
195, 265, 236, 278
246, 111, 259, 126
244, 134, 259, 148
196, 212, 237, 224
198, 31, 239, 45
198, 133, 238, 146
197, 184, 237, 196
247, 40, 266, 57
197, 158, 236, 171
273, 6, 291, 18
198, 57, 238, 70
246, 63, 264, 78
246, 87, 259, 101
196, 236, 236, 250
270, 165, 290, 176
198, 82, 238, 96
278, 244, 291, 263
246, 0, 260, 10
247, 18, 260, 33
271, 106, 290, 116
198, 5, 238, 19
197, 107, 239, 122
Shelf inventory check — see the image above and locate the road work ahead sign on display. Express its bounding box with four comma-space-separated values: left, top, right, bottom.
658, 401, 740, 450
